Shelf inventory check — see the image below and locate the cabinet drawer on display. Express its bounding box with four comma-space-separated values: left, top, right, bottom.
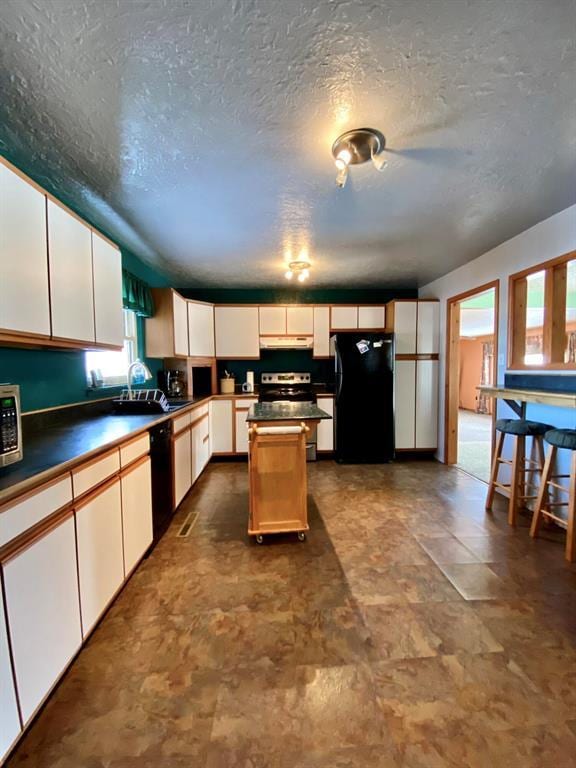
173, 411, 192, 434
120, 433, 150, 468
190, 402, 209, 422
72, 450, 120, 498
0, 475, 72, 547
235, 398, 258, 412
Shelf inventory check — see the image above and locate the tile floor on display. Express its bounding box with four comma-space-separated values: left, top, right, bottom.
6, 460, 576, 768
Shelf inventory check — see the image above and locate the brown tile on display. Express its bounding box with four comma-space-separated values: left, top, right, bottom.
413, 602, 503, 655
362, 604, 442, 661
394, 564, 463, 604
206, 744, 401, 768
417, 535, 480, 564
438, 562, 519, 600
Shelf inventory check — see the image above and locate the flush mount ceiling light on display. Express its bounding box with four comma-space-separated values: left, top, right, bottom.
332, 127, 387, 188
285, 259, 311, 283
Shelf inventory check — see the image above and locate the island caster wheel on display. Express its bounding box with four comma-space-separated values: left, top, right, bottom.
256, 535, 264, 545
297, 532, 306, 542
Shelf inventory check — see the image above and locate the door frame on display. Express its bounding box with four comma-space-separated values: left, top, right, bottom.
444, 280, 500, 466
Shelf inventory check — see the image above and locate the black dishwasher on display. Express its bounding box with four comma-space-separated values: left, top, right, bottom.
149, 421, 174, 542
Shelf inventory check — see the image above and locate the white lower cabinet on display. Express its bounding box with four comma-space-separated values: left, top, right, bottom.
394, 360, 416, 449
317, 397, 334, 451
416, 359, 439, 449
3, 515, 82, 724
235, 410, 250, 454
192, 416, 210, 483
75, 480, 124, 637
173, 428, 192, 507
0, 588, 21, 760
121, 457, 153, 576
210, 400, 233, 453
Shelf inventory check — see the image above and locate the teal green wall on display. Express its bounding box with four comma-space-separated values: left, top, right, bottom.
183, 288, 416, 304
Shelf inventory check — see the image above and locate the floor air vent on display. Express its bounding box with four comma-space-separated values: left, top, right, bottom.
177, 511, 198, 538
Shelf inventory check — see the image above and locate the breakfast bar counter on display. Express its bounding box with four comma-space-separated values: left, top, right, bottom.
478, 385, 576, 417
246, 402, 332, 542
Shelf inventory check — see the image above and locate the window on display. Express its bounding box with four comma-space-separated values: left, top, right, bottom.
85, 310, 138, 386
509, 250, 576, 369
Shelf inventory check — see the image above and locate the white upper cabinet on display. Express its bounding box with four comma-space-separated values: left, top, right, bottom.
286, 306, 313, 335
331, 306, 358, 329
393, 302, 418, 355
215, 306, 259, 358
313, 306, 330, 357
48, 200, 95, 343
92, 232, 123, 347
358, 306, 386, 329
0, 163, 51, 336
259, 306, 286, 335
173, 292, 189, 356
416, 301, 440, 354
0, 587, 21, 761
188, 301, 215, 357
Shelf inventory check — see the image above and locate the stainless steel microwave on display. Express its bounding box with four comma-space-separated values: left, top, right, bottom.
0, 384, 22, 467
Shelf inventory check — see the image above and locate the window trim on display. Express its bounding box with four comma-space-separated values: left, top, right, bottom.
507, 249, 575, 370
85, 310, 139, 387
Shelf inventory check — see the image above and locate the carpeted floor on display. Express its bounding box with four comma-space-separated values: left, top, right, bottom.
457, 409, 492, 482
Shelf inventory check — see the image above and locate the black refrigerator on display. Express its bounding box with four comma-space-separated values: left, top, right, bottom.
334, 332, 394, 463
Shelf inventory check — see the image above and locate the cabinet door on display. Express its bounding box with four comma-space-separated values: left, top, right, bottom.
173, 429, 192, 507
191, 417, 210, 483
416, 360, 438, 449
173, 292, 189, 357
417, 301, 440, 355
0, 164, 50, 336
0, 588, 21, 761
188, 301, 214, 357
317, 398, 334, 451
331, 306, 358, 329
92, 232, 123, 347
121, 458, 153, 576
286, 306, 313, 335
394, 360, 416, 449
48, 200, 95, 342
313, 307, 330, 357
234, 402, 257, 454
259, 306, 286, 335
3, 515, 82, 724
214, 307, 259, 358
393, 302, 417, 355
210, 400, 233, 453
358, 306, 385, 329
76, 480, 124, 636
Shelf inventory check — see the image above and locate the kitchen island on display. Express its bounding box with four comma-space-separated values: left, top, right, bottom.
246, 402, 332, 542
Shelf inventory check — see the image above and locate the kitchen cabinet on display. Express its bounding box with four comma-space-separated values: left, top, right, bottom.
234, 399, 257, 454
0, 588, 21, 761
313, 306, 331, 357
0, 162, 50, 337
259, 306, 286, 335
188, 301, 215, 357
173, 426, 192, 507
75, 479, 124, 636
286, 306, 313, 335
173, 292, 189, 357
416, 360, 439, 449
358, 306, 386, 329
214, 306, 259, 358
121, 457, 153, 576
3, 514, 82, 724
92, 232, 123, 348
317, 397, 334, 451
391, 302, 418, 355
191, 415, 210, 483
331, 306, 358, 330
0, 474, 73, 548
416, 301, 440, 354
210, 399, 234, 453
47, 200, 95, 343
146, 289, 193, 358
394, 360, 416, 449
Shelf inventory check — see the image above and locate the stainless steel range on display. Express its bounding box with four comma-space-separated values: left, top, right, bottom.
258, 372, 318, 460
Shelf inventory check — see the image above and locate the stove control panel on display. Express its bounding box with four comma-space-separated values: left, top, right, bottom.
261, 372, 311, 385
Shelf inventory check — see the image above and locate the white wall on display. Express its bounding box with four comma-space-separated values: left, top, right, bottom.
420, 204, 576, 463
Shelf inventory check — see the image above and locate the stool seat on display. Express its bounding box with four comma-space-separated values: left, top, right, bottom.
495, 419, 554, 437
545, 429, 576, 451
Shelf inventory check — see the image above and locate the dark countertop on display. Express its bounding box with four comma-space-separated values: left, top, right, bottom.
246, 402, 332, 422
0, 397, 209, 504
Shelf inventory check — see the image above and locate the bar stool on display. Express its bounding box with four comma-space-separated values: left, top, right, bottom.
485, 418, 553, 526
530, 429, 576, 562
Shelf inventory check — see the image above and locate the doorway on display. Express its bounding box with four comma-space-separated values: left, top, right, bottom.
445, 281, 499, 482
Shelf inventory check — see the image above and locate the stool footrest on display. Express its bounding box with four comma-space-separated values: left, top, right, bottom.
547, 480, 569, 493
541, 510, 568, 528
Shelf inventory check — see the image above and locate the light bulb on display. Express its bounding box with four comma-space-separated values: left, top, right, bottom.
334, 147, 352, 170
335, 165, 348, 188
371, 149, 387, 172
298, 272, 306, 283
302, 268, 310, 278
285, 270, 293, 280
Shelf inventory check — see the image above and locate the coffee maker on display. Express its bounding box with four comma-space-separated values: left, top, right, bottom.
158, 369, 186, 399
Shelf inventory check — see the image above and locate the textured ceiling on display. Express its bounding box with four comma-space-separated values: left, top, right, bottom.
1, 0, 575, 288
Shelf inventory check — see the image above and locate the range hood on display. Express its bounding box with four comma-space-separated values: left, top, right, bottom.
259, 336, 313, 350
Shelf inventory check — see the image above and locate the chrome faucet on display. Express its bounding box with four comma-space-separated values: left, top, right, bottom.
127, 359, 152, 400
